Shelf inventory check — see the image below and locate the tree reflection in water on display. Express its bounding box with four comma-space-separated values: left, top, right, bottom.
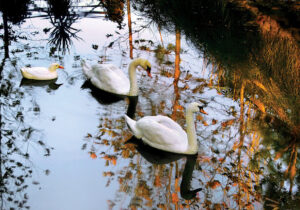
0, 60, 53, 209
47, 0, 81, 53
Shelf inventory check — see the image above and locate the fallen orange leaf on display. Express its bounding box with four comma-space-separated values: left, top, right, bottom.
90, 152, 97, 159
208, 180, 221, 189
112, 158, 117, 166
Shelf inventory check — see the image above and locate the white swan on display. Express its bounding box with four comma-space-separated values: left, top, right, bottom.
21, 63, 64, 80
82, 58, 152, 96
125, 102, 207, 154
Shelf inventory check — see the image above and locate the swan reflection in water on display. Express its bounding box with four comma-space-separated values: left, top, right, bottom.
81, 79, 127, 104
126, 136, 202, 200
20, 78, 63, 90
81, 80, 139, 116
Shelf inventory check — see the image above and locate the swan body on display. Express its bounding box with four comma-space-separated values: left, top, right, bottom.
125, 102, 207, 154
21, 63, 64, 80
82, 58, 152, 96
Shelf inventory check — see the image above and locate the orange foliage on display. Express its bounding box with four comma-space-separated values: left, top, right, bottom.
130, 205, 137, 210
102, 155, 117, 166
232, 141, 240, 151
212, 119, 218, 125
103, 171, 114, 177
196, 115, 203, 121
157, 203, 166, 210
102, 139, 110, 145
200, 156, 211, 163
213, 130, 219, 134
99, 128, 118, 137
221, 119, 235, 129
171, 193, 179, 203
174, 104, 184, 111
118, 177, 123, 184
183, 84, 190, 90
175, 177, 180, 192
208, 180, 221, 189
275, 145, 291, 160
86, 133, 92, 138
137, 111, 145, 117
122, 149, 130, 158
90, 152, 97, 159
245, 203, 254, 210
213, 204, 222, 210
112, 158, 117, 165
154, 175, 162, 187
146, 201, 153, 207
222, 202, 228, 209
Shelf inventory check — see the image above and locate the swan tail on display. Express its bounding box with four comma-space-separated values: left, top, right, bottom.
20, 68, 25, 76
124, 115, 141, 138
81, 60, 92, 77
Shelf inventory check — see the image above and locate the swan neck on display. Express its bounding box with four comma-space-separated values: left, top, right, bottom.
185, 109, 198, 154
128, 61, 138, 96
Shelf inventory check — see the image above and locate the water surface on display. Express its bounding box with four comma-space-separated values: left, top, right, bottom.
1, 0, 299, 209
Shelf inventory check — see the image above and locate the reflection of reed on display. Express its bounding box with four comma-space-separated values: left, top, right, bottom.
174, 28, 181, 85
172, 28, 181, 121
2, 11, 9, 58
0, 0, 30, 58
127, 0, 133, 59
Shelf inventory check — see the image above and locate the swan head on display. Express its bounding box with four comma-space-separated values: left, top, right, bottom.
49, 63, 64, 71
187, 102, 208, 115
135, 58, 152, 78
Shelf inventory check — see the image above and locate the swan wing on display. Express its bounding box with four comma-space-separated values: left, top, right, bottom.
153, 115, 186, 133
136, 115, 188, 153
86, 64, 130, 95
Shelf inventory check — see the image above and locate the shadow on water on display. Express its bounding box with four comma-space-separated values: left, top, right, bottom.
20, 78, 63, 90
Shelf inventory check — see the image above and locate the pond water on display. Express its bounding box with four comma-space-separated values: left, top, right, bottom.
1, 0, 299, 209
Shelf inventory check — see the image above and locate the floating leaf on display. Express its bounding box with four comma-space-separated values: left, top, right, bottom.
208, 180, 221, 189
92, 44, 98, 50
203, 121, 208, 126
221, 119, 235, 129
108, 42, 114, 48
90, 152, 97, 159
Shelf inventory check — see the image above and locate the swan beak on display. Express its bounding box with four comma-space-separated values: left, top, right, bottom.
199, 106, 208, 115
58, 65, 64, 69
146, 66, 152, 78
